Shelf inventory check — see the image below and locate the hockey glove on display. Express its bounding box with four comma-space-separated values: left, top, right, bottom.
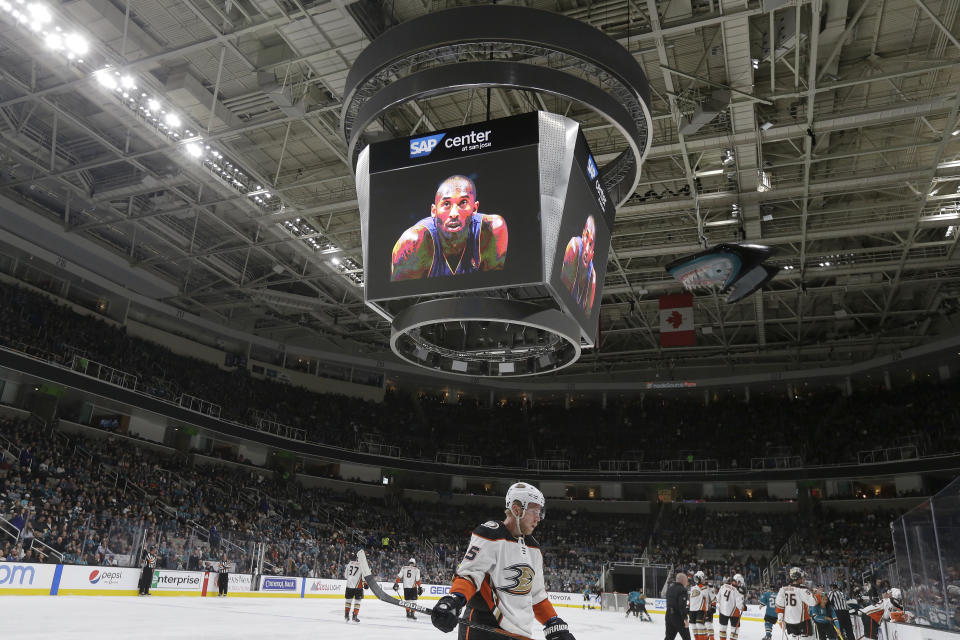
392, 583, 399, 592
431, 592, 466, 633
544, 616, 576, 640
418, 585, 424, 596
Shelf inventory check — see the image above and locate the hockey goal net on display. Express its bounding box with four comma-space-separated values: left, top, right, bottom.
602, 592, 629, 612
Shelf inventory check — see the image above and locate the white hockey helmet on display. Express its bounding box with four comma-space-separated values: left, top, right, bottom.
505, 482, 546, 520
733, 573, 744, 586
408, 558, 416, 566
789, 567, 804, 581
890, 588, 901, 600
694, 571, 706, 583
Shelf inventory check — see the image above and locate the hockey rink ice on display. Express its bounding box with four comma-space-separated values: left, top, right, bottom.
0, 596, 770, 640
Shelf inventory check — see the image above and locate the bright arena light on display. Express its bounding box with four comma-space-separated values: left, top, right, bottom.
164, 112, 182, 128
95, 69, 117, 90
44, 31, 62, 49
120, 75, 136, 90
63, 32, 88, 55
185, 142, 203, 158
27, 2, 51, 26
146, 99, 160, 112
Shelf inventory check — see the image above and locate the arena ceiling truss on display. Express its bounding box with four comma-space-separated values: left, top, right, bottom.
0, 0, 958, 381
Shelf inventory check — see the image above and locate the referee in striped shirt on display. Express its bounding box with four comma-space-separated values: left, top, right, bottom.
829, 583, 854, 640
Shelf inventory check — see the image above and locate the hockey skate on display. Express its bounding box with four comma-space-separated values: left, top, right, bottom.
352, 614, 360, 623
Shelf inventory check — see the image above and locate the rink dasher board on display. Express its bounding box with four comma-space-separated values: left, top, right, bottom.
0, 563, 769, 616
0, 562, 252, 597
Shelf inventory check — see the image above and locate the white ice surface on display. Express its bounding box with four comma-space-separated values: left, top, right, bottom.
0, 595, 770, 640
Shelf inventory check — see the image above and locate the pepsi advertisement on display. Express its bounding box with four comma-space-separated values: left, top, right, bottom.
547, 130, 614, 343
365, 113, 544, 301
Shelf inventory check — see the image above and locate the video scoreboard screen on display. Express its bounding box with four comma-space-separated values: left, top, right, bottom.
357, 111, 614, 346
363, 113, 544, 301
546, 130, 615, 341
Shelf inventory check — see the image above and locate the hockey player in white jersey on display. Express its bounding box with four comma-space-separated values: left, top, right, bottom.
716, 574, 746, 640
689, 571, 711, 640
393, 558, 423, 619
776, 567, 818, 640
344, 558, 366, 622
430, 482, 575, 640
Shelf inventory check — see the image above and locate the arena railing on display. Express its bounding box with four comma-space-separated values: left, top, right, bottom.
68, 355, 139, 392
750, 456, 804, 470
434, 451, 483, 466
857, 445, 919, 464
254, 417, 306, 442
177, 393, 222, 418
527, 458, 571, 471
659, 459, 719, 472
358, 440, 400, 457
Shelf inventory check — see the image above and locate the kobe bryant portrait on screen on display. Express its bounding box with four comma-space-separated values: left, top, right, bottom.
559, 215, 597, 316
390, 174, 508, 281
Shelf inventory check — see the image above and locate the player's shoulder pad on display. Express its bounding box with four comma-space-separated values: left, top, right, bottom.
472, 521, 509, 540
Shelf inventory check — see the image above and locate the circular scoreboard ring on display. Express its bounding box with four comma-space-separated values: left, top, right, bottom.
340, 4, 653, 208
390, 298, 582, 378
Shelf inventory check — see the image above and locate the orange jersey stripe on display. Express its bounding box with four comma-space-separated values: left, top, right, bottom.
533, 598, 557, 624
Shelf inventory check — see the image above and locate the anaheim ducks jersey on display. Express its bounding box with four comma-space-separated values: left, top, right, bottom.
717, 583, 745, 617
775, 584, 818, 623
881, 597, 904, 621
690, 582, 711, 612
344, 560, 364, 589
396, 565, 421, 589
450, 521, 558, 639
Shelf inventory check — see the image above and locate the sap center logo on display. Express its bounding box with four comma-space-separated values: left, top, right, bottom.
410, 133, 446, 158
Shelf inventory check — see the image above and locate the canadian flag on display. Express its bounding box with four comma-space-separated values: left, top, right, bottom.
659, 293, 695, 347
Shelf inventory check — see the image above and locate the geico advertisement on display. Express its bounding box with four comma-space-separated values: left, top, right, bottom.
59, 565, 140, 591
0, 562, 56, 590
151, 570, 205, 591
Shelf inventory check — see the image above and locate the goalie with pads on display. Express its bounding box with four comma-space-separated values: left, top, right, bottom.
430, 482, 576, 640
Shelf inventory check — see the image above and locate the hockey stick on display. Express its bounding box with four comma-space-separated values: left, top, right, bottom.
355, 550, 521, 639
831, 619, 846, 640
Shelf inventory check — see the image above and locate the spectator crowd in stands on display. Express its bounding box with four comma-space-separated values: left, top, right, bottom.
1, 280, 958, 472
0, 413, 917, 597
0, 277, 949, 602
